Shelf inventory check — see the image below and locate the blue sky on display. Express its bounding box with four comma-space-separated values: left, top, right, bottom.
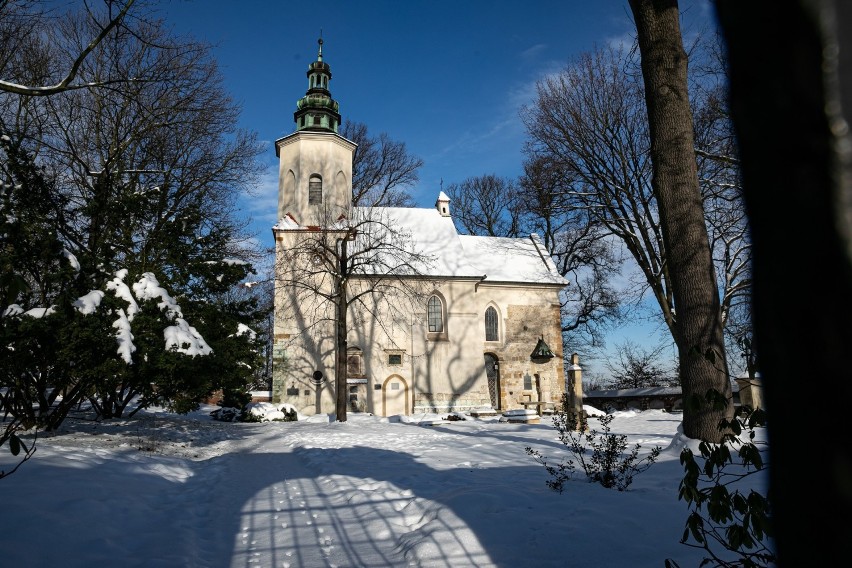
158, 0, 716, 249
158, 0, 718, 375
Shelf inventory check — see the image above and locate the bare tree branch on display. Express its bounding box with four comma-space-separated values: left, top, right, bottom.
342, 120, 423, 207
0, 0, 137, 96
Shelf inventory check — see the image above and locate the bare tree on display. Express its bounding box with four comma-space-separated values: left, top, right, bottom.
519, 154, 622, 354
716, 0, 852, 563
605, 339, 676, 389
341, 120, 423, 207
276, 205, 434, 422
522, 35, 742, 441
445, 174, 523, 237
15, 7, 263, 276
521, 45, 671, 337
690, 35, 753, 362
628, 0, 734, 442
0, 0, 142, 96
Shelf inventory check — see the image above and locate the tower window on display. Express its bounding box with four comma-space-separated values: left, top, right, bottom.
309, 174, 322, 204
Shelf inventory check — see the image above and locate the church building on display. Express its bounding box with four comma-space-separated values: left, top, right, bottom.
271, 40, 574, 417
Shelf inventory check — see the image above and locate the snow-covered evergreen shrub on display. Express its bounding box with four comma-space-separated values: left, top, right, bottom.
242, 402, 298, 423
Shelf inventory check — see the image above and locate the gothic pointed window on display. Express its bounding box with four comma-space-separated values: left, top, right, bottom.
427, 295, 443, 333
485, 306, 498, 341
309, 174, 322, 204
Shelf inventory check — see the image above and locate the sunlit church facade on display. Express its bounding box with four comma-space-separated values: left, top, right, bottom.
272, 40, 576, 417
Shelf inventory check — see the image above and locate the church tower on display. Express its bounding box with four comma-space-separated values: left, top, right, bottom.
272, 38, 357, 414
275, 38, 356, 227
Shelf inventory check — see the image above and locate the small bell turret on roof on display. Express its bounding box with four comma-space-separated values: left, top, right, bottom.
530, 336, 555, 361
435, 191, 451, 217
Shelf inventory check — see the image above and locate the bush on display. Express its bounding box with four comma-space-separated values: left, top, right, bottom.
242, 402, 298, 423
210, 407, 242, 422
220, 388, 252, 410
526, 394, 661, 492
666, 405, 775, 568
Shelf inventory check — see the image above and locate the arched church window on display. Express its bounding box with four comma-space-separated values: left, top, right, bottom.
485, 306, 498, 341
309, 174, 322, 204
427, 296, 443, 333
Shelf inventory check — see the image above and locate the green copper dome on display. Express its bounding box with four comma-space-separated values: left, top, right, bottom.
294, 38, 341, 133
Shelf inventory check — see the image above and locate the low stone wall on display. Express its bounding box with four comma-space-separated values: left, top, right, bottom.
413, 391, 493, 414
585, 391, 683, 412
584, 379, 762, 413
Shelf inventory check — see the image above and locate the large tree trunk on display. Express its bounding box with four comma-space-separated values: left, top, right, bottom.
715, 1, 852, 564
335, 294, 348, 422
629, 0, 733, 442
335, 237, 349, 422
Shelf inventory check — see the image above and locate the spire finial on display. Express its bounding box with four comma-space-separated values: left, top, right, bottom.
317, 32, 323, 61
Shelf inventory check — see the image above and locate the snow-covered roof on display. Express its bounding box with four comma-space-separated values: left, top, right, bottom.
274, 198, 568, 287
358, 206, 568, 285
362, 206, 484, 278
458, 234, 567, 285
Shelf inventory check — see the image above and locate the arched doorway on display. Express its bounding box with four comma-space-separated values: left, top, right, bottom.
382, 375, 409, 417
484, 353, 500, 409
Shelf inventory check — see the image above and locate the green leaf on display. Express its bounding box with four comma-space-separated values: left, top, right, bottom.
729, 419, 742, 436
732, 492, 748, 514
9, 434, 20, 456
687, 512, 705, 543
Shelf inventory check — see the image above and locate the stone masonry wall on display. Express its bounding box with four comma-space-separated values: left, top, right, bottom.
492, 303, 565, 411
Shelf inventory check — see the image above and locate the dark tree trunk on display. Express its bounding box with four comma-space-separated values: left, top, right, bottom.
629, 0, 733, 442
715, 1, 852, 564
335, 237, 349, 422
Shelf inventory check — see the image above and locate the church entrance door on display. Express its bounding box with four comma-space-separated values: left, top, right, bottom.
485, 353, 500, 409
382, 375, 409, 416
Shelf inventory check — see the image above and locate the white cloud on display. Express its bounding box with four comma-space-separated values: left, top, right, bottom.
606, 31, 636, 52
519, 43, 547, 61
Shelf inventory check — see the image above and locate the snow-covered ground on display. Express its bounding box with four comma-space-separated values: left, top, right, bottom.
0, 404, 769, 567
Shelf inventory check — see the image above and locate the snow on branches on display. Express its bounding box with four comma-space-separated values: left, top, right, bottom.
3, 269, 213, 364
